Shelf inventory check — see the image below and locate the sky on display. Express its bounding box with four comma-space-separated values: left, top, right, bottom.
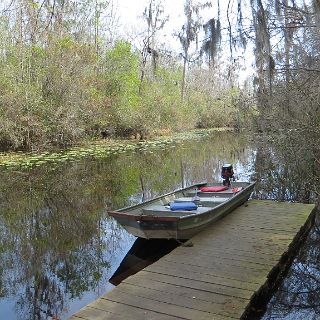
114, 0, 254, 82
116, 0, 185, 24
114, 0, 233, 52
116, 0, 185, 29
115, 0, 187, 51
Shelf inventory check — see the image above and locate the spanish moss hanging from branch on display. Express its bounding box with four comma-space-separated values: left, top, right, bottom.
201, 17, 221, 68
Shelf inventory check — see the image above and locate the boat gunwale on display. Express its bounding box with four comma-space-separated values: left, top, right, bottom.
108, 210, 180, 222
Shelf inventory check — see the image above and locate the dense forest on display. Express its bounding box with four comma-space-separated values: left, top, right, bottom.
0, 0, 319, 151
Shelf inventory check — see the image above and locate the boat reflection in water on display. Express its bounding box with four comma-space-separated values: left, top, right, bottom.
109, 237, 181, 285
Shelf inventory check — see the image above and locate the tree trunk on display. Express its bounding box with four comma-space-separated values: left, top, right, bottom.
181, 52, 188, 101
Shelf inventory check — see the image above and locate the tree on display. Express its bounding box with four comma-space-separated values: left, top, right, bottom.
139, 0, 168, 92
250, 0, 273, 106
177, 0, 211, 100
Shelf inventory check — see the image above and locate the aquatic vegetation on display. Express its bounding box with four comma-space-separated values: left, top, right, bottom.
0, 129, 222, 170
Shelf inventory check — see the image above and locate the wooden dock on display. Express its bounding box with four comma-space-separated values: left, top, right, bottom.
69, 200, 316, 320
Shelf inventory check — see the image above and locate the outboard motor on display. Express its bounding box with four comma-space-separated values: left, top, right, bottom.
221, 164, 235, 187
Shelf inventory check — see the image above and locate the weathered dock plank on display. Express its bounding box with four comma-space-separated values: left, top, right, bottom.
69, 200, 315, 319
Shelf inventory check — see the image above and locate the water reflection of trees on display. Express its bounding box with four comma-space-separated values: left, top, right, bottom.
254, 133, 320, 320
253, 134, 319, 203
0, 131, 253, 319
139, 132, 254, 196
262, 219, 320, 320
0, 161, 135, 320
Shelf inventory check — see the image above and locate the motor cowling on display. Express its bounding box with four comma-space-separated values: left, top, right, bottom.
221, 164, 234, 187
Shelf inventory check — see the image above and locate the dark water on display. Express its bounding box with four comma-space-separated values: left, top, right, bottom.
254, 134, 320, 320
0, 131, 319, 319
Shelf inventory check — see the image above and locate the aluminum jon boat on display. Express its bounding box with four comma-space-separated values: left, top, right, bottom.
108, 180, 255, 240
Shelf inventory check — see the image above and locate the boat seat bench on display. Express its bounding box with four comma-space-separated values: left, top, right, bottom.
174, 197, 230, 203
142, 205, 212, 216
186, 190, 235, 197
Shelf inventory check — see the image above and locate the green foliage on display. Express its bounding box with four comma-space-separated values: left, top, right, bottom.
0, 76, 47, 150
139, 66, 183, 133
0, 18, 246, 151
189, 87, 241, 129
0, 35, 108, 149
104, 41, 141, 131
